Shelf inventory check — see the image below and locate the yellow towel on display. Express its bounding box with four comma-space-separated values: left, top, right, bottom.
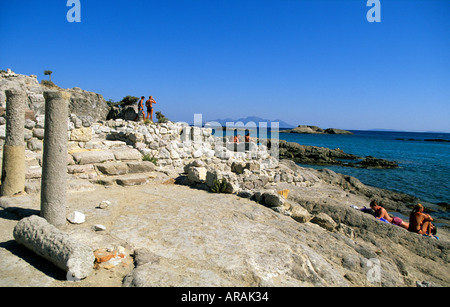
277, 189, 289, 199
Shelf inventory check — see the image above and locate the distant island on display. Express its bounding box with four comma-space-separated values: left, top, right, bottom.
396, 138, 450, 143
206, 116, 296, 129
280, 125, 353, 135
425, 139, 450, 143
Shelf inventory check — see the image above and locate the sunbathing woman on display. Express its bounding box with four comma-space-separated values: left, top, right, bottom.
408, 204, 434, 236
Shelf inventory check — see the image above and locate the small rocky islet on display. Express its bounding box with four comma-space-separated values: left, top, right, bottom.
273, 140, 399, 169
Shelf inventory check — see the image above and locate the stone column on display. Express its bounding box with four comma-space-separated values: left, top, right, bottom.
40, 91, 70, 226
13, 215, 94, 280
1, 89, 26, 196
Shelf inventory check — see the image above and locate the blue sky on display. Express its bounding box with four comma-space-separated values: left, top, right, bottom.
1, 0, 449, 132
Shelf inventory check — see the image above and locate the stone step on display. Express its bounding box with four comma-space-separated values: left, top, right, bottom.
25, 160, 157, 181
95, 161, 156, 176
69, 147, 142, 165
92, 173, 157, 187
22, 143, 144, 166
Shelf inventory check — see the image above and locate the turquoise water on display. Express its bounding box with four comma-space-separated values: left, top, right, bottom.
277, 130, 450, 220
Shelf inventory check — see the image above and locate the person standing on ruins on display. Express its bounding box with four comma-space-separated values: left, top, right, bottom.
146, 96, 157, 121
135, 96, 146, 121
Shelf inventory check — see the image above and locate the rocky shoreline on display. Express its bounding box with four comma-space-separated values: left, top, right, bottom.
0, 71, 449, 287
273, 139, 399, 169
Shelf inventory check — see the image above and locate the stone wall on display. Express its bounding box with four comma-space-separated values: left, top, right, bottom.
0, 110, 323, 196
96, 119, 275, 167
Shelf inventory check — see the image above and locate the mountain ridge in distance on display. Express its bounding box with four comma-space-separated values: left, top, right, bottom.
205, 116, 296, 129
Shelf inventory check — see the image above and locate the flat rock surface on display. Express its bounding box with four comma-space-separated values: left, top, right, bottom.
0, 177, 449, 287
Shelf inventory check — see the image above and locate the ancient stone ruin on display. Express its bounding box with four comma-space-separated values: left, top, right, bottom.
1, 89, 26, 196
1, 71, 448, 287
40, 91, 70, 226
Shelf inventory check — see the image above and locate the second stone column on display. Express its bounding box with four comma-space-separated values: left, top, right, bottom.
40, 91, 70, 226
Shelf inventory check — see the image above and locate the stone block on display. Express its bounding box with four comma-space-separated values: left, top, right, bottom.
70, 127, 92, 142
32, 128, 45, 140
290, 203, 312, 223
102, 140, 127, 148
187, 166, 207, 183
25, 166, 42, 179
115, 174, 150, 186
95, 162, 129, 176
72, 150, 115, 165
112, 148, 142, 161
311, 213, 337, 232
262, 191, 285, 208
67, 164, 95, 174
126, 161, 156, 174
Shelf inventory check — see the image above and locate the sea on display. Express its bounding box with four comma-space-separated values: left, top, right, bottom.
276, 130, 450, 222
